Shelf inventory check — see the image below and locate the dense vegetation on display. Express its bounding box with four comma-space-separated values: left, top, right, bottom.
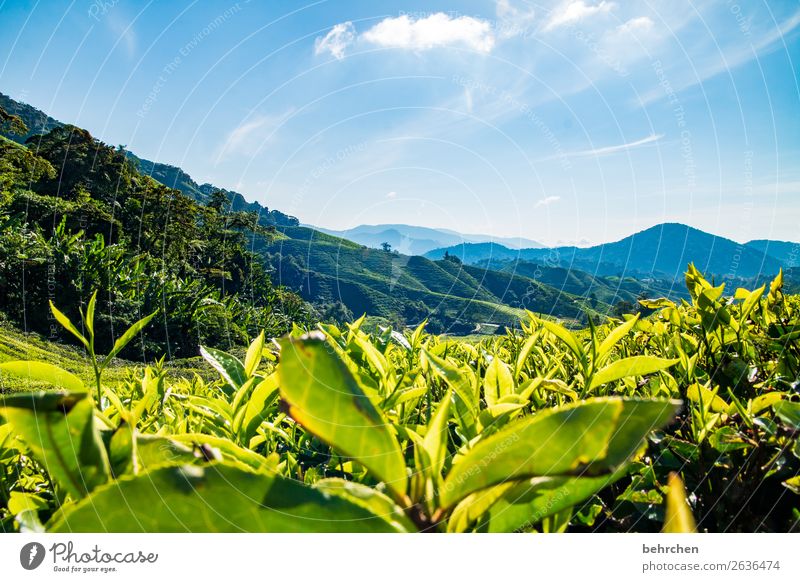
0, 94, 798, 533
0, 265, 798, 532
260, 225, 595, 333
2, 93, 609, 336
0, 107, 312, 359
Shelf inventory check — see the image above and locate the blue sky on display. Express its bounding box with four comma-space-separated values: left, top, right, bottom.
1, 0, 798, 245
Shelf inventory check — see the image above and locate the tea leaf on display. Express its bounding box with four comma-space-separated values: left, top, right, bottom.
278, 336, 407, 498
0, 361, 85, 392
589, 356, 678, 390
200, 345, 246, 395
49, 463, 400, 532
1, 392, 109, 498
662, 472, 696, 533
440, 398, 679, 507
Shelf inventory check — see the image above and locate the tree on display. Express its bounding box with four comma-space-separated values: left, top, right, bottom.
381, 242, 392, 252
443, 250, 462, 265
0, 105, 28, 136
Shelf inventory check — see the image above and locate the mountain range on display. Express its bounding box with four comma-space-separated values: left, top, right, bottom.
425, 223, 797, 281
1, 91, 796, 333
313, 224, 544, 256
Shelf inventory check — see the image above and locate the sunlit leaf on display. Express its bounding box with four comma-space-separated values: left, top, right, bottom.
440, 397, 679, 507
0, 392, 109, 498
662, 472, 696, 533
49, 463, 400, 532
589, 356, 678, 390
278, 335, 407, 498
0, 361, 85, 392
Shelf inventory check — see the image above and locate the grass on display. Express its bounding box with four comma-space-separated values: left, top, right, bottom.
0, 319, 211, 393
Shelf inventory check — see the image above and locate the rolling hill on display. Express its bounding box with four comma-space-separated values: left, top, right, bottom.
746, 239, 800, 268
1, 92, 592, 332
256, 225, 589, 332
7, 91, 791, 335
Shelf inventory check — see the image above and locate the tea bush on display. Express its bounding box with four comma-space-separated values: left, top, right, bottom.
0, 265, 797, 532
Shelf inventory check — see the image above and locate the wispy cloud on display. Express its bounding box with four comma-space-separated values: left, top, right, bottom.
544, 1, 616, 31
107, 13, 137, 58
495, 0, 537, 39
216, 109, 295, 161
558, 133, 664, 159
534, 195, 561, 208
361, 13, 495, 53
616, 16, 654, 35
639, 9, 800, 105
314, 22, 355, 60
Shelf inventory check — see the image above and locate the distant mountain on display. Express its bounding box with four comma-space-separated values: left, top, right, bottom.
425, 242, 523, 264
0, 91, 298, 228
313, 223, 544, 256
746, 240, 800, 267
428, 223, 786, 281
477, 258, 691, 306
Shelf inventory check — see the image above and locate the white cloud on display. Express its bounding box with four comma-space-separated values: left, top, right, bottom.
599, 16, 656, 62
361, 13, 495, 53
315, 22, 356, 60
386, 191, 397, 199
216, 109, 294, 160
544, 1, 616, 31
639, 9, 800, 105
534, 195, 561, 208
562, 133, 663, 158
617, 16, 654, 34
496, 0, 515, 18
495, 0, 537, 39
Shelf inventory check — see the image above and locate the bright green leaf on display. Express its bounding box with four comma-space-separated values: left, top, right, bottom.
440, 397, 679, 508
662, 472, 696, 533
49, 463, 399, 532
0, 392, 110, 498
589, 356, 678, 390
0, 361, 85, 392
278, 335, 407, 499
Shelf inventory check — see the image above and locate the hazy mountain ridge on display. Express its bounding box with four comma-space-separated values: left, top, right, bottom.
427, 223, 792, 282
314, 223, 545, 255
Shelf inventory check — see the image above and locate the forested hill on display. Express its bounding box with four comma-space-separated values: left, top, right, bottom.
0, 104, 313, 358
0, 91, 298, 228
0, 92, 606, 344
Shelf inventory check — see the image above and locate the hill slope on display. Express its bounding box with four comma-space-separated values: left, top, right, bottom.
746, 239, 800, 267
0, 91, 298, 228
258, 226, 590, 332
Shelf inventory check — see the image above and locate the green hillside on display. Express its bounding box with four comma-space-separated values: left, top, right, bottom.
0, 93, 605, 337
259, 226, 588, 333
473, 258, 690, 307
